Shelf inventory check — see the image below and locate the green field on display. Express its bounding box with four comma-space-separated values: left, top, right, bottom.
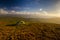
0, 16, 60, 40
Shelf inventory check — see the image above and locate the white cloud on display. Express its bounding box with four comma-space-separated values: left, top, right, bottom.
0, 9, 60, 18
22, 7, 30, 10
39, 9, 48, 15
57, 10, 60, 14
12, 7, 30, 10
56, 1, 60, 9
42, 11, 48, 15
13, 7, 21, 9
0, 9, 8, 14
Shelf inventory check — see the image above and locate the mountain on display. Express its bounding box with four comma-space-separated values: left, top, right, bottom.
0, 14, 60, 24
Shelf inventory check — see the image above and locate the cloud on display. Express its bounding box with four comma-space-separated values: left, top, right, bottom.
0, 8, 60, 18
13, 7, 21, 9
53, 1, 60, 14
39, 9, 48, 15
0, 9, 8, 14
12, 7, 30, 10
53, 0, 60, 12
56, 1, 60, 10
10, 10, 16, 14
42, 11, 48, 15
57, 10, 60, 14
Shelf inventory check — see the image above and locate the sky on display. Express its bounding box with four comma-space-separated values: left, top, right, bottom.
0, 0, 60, 18
0, 0, 59, 11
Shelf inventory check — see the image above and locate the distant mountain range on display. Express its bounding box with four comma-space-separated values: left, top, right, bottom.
0, 14, 60, 24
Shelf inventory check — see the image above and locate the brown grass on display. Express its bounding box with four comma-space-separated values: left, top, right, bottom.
0, 21, 60, 40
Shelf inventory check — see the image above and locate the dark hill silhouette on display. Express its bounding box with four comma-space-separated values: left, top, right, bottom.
6, 21, 20, 26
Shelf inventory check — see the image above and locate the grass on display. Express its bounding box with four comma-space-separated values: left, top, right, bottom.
0, 17, 60, 40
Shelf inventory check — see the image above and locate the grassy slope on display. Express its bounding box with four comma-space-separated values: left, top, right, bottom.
0, 16, 60, 40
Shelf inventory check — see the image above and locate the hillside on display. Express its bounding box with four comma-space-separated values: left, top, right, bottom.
0, 16, 60, 40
